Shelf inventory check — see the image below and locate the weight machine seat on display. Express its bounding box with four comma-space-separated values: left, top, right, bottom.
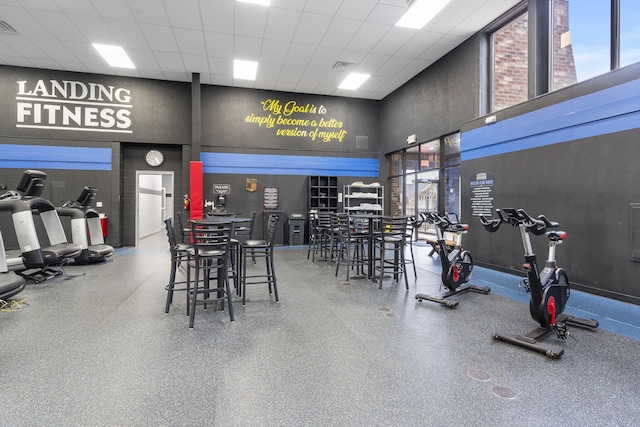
41, 243, 82, 264
0, 272, 26, 301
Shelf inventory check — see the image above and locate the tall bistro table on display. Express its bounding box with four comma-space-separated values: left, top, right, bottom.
349, 213, 382, 280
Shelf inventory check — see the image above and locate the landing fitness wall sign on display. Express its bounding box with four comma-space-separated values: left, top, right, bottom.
245, 98, 348, 143
16, 79, 133, 134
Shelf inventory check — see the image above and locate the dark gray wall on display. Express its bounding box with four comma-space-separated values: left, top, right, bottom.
0, 66, 192, 247
202, 86, 380, 154
462, 64, 640, 304
380, 35, 482, 156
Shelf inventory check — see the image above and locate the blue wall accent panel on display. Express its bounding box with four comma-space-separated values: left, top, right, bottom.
0, 144, 112, 170
201, 152, 379, 177
462, 78, 640, 160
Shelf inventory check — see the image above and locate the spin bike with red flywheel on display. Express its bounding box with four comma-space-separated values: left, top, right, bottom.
480, 208, 599, 359
415, 212, 490, 308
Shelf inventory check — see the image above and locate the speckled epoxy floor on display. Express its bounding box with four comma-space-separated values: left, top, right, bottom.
1, 233, 639, 426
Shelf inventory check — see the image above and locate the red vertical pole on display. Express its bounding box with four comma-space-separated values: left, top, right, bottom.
190, 161, 203, 220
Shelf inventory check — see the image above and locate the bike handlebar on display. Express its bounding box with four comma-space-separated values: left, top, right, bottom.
422, 212, 469, 233
480, 208, 560, 235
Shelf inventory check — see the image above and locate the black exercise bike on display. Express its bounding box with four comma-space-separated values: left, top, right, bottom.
480, 208, 599, 358
416, 212, 490, 308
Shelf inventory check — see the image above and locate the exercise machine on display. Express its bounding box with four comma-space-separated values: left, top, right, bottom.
59, 186, 113, 264
0, 170, 82, 283
0, 227, 26, 301
416, 212, 490, 308
480, 208, 599, 359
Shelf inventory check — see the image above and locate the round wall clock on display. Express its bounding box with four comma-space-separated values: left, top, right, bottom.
145, 149, 164, 167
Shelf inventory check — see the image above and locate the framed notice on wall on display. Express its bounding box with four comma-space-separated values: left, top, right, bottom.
263, 187, 279, 210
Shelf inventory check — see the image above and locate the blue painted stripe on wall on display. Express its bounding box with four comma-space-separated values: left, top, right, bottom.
0, 144, 112, 170
201, 152, 379, 177
461, 78, 640, 161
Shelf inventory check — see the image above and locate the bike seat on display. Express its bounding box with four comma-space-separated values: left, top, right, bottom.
546, 230, 566, 241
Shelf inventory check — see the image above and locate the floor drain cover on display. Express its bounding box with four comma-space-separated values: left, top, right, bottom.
492, 386, 516, 399
468, 370, 491, 381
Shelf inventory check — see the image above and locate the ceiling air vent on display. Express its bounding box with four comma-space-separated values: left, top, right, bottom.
332, 61, 355, 70
0, 20, 18, 34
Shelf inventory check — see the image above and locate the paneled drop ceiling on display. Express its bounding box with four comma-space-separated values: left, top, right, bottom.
0, 0, 522, 99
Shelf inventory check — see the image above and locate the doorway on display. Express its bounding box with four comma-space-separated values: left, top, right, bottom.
135, 171, 174, 246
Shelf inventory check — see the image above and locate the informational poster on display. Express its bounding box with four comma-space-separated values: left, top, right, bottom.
470, 172, 494, 217
263, 187, 279, 210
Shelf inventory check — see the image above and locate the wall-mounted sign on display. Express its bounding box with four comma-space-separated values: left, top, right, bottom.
245, 179, 257, 192
213, 184, 230, 194
244, 98, 349, 144
470, 171, 495, 217
15, 79, 133, 134
263, 187, 279, 210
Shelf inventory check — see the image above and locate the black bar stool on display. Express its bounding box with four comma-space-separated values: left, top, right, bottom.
238, 214, 280, 305
373, 216, 409, 290
188, 219, 234, 328
164, 218, 191, 315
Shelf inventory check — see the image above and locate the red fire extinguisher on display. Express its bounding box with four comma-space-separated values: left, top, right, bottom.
183, 194, 190, 210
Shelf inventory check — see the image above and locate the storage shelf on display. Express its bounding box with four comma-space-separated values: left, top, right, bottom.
343, 184, 383, 215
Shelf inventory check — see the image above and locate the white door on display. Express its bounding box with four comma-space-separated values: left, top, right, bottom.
135, 171, 174, 246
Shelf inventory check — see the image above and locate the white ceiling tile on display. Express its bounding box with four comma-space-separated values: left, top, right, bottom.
370, 26, 415, 56
259, 39, 290, 64
209, 57, 232, 75
54, 0, 99, 17
396, 30, 443, 58
366, 3, 408, 26
205, 32, 234, 59
30, 10, 85, 41
181, 54, 210, 75
375, 56, 413, 77
292, 12, 332, 46
234, 2, 268, 38
200, 0, 234, 33
264, 7, 300, 42
304, 0, 342, 16
154, 50, 185, 72
283, 43, 314, 68
277, 65, 304, 85
106, 20, 150, 50
256, 61, 280, 82
163, 0, 202, 30
173, 28, 207, 56
129, 48, 161, 69
307, 46, 341, 70
67, 15, 114, 44
139, 23, 179, 52
357, 53, 391, 74
320, 17, 361, 50
420, 34, 466, 61
346, 22, 389, 52
336, 0, 379, 20
17, 0, 59, 12
128, 0, 170, 25
89, 0, 135, 21
233, 35, 262, 60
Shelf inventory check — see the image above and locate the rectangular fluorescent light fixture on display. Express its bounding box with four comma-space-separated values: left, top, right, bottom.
234, 59, 258, 80
395, 0, 451, 29
338, 73, 370, 90
237, 0, 270, 5
93, 43, 135, 69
